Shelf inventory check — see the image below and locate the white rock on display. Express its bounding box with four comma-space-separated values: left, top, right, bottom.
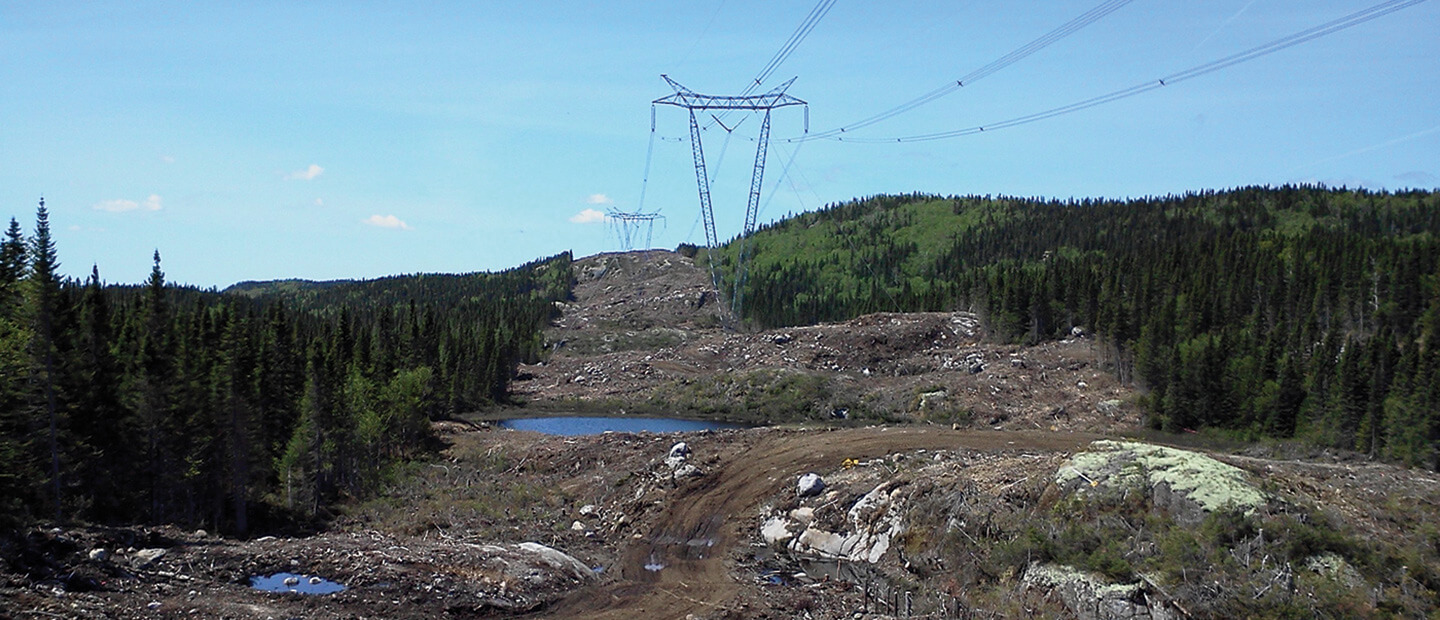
88, 548, 108, 562
579, 504, 600, 517
571, 520, 587, 531
147, 601, 162, 610
308, 576, 323, 585
788, 506, 815, 526
761, 517, 795, 546
668, 442, 691, 459
797, 473, 825, 497
516, 542, 593, 581
283, 576, 300, 586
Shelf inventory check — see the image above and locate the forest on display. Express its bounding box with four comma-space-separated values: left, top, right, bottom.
0, 201, 571, 534
727, 185, 1440, 466
5, 184, 1438, 536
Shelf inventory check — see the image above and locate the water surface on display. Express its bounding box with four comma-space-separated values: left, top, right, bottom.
250, 572, 346, 595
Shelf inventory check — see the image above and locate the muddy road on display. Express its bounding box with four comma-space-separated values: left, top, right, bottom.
535, 427, 1099, 619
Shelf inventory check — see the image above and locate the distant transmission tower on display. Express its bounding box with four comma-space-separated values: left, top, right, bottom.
653, 75, 807, 320
607, 210, 665, 251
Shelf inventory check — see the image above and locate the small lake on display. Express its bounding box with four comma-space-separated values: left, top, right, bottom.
498, 416, 743, 436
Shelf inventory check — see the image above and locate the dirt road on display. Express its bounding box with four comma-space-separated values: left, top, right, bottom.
536, 427, 1099, 619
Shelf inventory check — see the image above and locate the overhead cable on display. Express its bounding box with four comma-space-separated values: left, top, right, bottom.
808, 0, 1134, 139
810, 0, 1428, 143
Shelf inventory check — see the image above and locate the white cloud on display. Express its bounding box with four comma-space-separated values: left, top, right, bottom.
286, 164, 325, 181
93, 194, 162, 213
586, 193, 614, 205
161, 155, 176, 164
363, 214, 410, 230
569, 208, 606, 224
314, 198, 325, 206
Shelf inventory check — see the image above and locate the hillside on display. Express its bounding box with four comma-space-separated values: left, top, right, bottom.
722, 186, 1440, 462
511, 250, 1140, 433
6, 187, 1440, 618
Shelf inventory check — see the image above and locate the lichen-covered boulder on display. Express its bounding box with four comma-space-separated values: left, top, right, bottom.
1023, 563, 1177, 620
1052, 440, 1266, 525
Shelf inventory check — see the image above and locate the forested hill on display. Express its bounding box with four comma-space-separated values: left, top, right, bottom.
1, 196, 573, 533
224, 254, 572, 315
726, 186, 1440, 464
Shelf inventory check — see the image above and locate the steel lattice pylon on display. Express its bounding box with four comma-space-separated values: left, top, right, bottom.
653, 75, 807, 321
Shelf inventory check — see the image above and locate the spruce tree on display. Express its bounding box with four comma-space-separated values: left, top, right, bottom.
28, 199, 65, 521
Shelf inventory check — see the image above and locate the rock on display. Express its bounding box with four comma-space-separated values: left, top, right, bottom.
786, 481, 906, 564
283, 576, 300, 586
516, 542, 594, 582
761, 517, 795, 546
132, 548, 167, 569
193, 529, 207, 538
1071, 326, 1086, 337
308, 576, 323, 585
571, 521, 587, 532
1054, 440, 1267, 526
669, 442, 691, 459
1096, 399, 1122, 416
88, 548, 108, 562
672, 463, 702, 479
918, 390, 947, 410
147, 601, 162, 611
579, 504, 600, 517
788, 506, 815, 526
1022, 563, 1168, 620
797, 473, 825, 497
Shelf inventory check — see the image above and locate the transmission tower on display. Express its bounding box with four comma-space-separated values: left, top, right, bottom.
653, 75, 807, 320
607, 210, 665, 251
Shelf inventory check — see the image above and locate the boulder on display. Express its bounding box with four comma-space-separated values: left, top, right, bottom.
788, 506, 815, 526
761, 517, 795, 546
1023, 563, 1175, 620
131, 548, 166, 569
668, 442, 691, 459
1096, 399, 1122, 416
797, 473, 825, 497
917, 390, 947, 411
88, 548, 108, 562
1053, 440, 1266, 526
515, 542, 593, 582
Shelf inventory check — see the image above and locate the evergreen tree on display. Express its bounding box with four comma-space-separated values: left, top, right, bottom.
28, 199, 66, 520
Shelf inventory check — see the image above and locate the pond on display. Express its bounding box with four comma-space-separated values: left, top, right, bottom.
497, 416, 743, 436
250, 572, 346, 595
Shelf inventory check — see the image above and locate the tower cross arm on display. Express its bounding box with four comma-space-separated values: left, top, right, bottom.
654, 75, 806, 110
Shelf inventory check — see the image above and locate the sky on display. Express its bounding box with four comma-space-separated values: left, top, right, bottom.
2, 1, 1436, 288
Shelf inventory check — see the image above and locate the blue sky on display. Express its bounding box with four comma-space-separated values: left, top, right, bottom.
2, 1, 1436, 287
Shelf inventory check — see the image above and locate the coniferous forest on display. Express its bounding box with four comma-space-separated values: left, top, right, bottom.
5, 185, 1440, 536
0, 200, 571, 533
729, 185, 1440, 466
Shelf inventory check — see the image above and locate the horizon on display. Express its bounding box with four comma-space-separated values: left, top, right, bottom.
4, 1, 1436, 288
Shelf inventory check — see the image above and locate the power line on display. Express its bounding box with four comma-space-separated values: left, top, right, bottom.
809, 0, 1428, 143
807, 0, 1134, 139
709, 0, 836, 130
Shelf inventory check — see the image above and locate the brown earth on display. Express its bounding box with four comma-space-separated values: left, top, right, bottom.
511, 251, 1140, 433
5, 250, 1439, 619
